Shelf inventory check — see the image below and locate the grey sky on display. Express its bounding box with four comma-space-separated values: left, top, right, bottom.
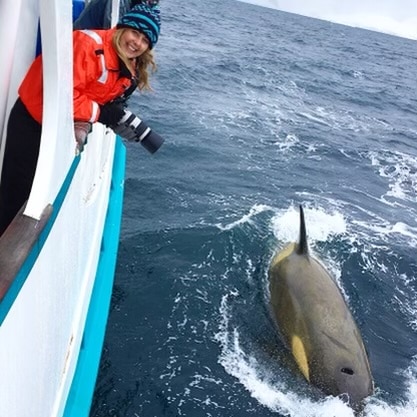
240, 0, 417, 39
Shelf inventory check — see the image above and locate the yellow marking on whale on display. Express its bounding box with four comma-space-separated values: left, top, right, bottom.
292, 335, 310, 382
271, 243, 296, 266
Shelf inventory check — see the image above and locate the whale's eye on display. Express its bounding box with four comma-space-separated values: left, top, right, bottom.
341, 367, 354, 375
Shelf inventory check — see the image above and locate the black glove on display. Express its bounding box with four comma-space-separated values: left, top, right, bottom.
98, 102, 125, 127
111, 109, 164, 154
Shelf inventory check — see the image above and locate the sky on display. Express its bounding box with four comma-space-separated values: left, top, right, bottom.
239, 0, 417, 40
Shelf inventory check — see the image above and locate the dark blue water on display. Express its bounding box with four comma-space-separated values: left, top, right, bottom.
90, 1, 417, 416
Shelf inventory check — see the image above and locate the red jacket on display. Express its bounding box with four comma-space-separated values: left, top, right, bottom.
19, 28, 134, 124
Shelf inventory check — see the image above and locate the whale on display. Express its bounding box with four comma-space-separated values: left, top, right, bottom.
268, 205, 373, 411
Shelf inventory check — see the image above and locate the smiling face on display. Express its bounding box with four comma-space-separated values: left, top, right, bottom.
119, 28, 150, 59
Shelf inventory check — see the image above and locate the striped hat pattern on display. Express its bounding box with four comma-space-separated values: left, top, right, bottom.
117, 3, 161, 49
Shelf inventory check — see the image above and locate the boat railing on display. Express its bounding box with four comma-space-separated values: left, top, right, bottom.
0, 0, 76, 313
0, 0, 122, 306
27, 0, 77, 219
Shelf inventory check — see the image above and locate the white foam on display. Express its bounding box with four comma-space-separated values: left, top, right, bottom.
274, 133, 300, 151
270, 205, 347, 243
215, 204, 274, 231
353, 218, 417, 249
368, 149, 417, 204
396, 273, 417, 331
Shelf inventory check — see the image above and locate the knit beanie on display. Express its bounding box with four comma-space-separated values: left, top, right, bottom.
117, 3, 161, 49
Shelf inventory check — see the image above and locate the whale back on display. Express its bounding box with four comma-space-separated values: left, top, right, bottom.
268, 205, 373, 411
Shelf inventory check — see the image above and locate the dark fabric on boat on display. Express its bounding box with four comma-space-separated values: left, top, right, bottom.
0, 99, 42, 235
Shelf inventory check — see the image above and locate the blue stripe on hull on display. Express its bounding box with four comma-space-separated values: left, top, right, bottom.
63, 137, 126, 416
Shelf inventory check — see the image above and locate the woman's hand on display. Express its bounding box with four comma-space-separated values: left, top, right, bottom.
98, 102, 125, 127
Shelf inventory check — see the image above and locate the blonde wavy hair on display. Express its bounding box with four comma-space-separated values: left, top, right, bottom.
113, 28, 157, 91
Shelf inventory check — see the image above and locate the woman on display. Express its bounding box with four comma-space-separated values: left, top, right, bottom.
0, 3, 162, 235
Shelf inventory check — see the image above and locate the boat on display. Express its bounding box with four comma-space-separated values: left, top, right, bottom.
0, 0, 125, 415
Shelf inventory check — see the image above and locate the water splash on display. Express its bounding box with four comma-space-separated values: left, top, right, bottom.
215, 204, 274, 231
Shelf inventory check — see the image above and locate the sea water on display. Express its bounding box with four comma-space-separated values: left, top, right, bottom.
90, 0, 417, 416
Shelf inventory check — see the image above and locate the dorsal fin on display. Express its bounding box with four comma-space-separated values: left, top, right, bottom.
296, 205, 308, 255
